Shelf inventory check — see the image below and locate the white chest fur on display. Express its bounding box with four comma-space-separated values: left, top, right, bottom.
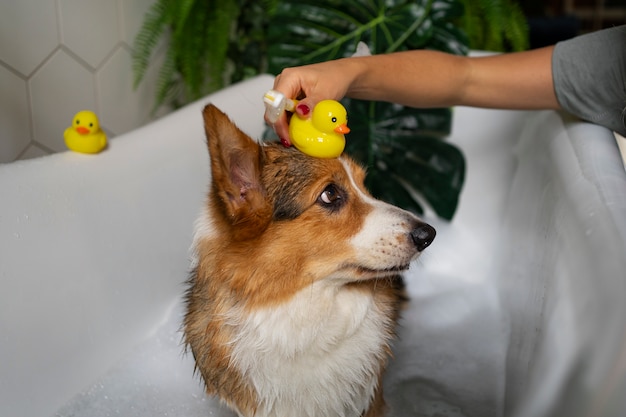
228, 281, 392, 417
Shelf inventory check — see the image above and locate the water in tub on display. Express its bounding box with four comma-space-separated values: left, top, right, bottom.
55, 216, 507, 417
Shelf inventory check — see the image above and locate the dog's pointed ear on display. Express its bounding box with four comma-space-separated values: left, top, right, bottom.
203, 104, 272, 240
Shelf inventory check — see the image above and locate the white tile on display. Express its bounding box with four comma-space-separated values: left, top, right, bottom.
18, 143, 52, 160
96, 45, 167, 136
30, 49, 97, 152
59, 0, 120, 69
96, 47, 140, 135
0, 64, 31, 163
0, 1, 59, 76
119, 0, 157, 46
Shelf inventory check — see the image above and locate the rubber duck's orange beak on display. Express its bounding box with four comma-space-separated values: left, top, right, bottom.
76, 126, 90, 135
334, 124, 350, 134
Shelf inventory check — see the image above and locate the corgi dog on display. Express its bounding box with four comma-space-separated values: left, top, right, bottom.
184, 104, 436, 417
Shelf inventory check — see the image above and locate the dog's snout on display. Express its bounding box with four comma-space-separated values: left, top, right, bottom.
410, 223, 436, 251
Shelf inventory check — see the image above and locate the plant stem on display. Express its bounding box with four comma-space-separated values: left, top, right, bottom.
300, 14, 386, 62
386, 0, 434, 53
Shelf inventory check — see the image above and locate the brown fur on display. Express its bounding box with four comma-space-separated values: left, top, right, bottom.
184, 104, 431, 416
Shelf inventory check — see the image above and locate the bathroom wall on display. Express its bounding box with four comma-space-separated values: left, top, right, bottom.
0, 0, 169, 163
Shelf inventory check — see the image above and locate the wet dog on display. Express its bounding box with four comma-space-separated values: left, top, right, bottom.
184, 104, 435, 417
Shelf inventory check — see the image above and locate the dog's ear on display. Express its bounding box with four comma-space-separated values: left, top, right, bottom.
202, 104, 272, 240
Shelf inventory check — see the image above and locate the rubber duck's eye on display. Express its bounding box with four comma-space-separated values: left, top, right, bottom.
331, 117, 337, 123
89, 123, 93, 127
318, 184, 344, 209
76, 120, 80, 125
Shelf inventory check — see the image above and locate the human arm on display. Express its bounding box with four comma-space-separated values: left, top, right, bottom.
270, 46, 559, 142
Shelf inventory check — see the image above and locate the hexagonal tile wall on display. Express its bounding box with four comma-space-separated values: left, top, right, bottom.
0, 0, 59, 77
0, 65, 31, 162
0, 0, 165, 162
30, 49, 98, 152
97, 45, 169, 137
119, 0, 157, 46
59, 0, 121, 69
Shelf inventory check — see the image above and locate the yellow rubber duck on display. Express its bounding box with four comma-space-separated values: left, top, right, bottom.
289, 100, 350, 158
64, 110, 107, 154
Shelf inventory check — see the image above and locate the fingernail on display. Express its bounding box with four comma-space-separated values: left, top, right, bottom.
296, 103, 310, 116
280, 137, 291, 147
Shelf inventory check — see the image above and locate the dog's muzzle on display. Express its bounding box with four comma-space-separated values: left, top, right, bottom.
411, 223, 436, 252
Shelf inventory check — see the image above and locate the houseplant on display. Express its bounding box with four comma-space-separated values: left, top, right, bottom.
266, 0, 469, 219
133, 0, 528, 219
458, 0, 529, 51
132, 0, 275, 109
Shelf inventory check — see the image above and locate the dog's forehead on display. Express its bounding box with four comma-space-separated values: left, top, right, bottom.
262, 144, 367, 219
265, 146, 367, 188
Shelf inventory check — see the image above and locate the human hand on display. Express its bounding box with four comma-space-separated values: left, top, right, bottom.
267, 59, 355, 145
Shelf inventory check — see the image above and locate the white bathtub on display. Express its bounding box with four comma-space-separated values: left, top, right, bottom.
1, 75, 626, 417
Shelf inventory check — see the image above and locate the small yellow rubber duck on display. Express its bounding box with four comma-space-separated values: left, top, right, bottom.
64, 110, 107, 154
289, 100, 350, 158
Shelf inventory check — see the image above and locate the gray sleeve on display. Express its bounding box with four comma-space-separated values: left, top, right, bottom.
552, 25, 626, 136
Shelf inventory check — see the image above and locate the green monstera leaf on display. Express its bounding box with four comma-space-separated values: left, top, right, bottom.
267, 0, 468, 220
345, 99, 465, 219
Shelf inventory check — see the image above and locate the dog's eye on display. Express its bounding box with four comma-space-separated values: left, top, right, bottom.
319, 184, 342, 206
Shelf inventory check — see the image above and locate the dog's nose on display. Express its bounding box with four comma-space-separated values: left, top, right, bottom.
410, 223, 436, 251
